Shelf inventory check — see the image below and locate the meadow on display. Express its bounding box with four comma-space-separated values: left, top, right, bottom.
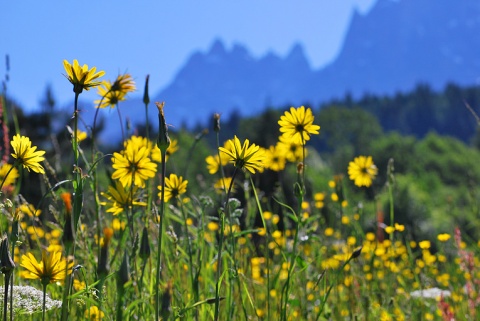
0, 59, 479, 320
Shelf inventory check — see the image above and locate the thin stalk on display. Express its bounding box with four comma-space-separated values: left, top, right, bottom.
60, 91, 81, 321
179, 200, 198, 320
214, 168, 238, 321
155, 151, 167, 321
3, 272, 11, 321
41, 283, 47, 321
249, 176, 270, 320
144, 101, 149, 140
116, 103, 125, 142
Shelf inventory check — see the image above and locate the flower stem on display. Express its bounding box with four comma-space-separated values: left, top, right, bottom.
155, 150, 167, 321
214, 168, 238, 321
42, 283, 47, 321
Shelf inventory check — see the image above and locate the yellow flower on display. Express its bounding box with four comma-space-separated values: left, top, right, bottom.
437, 233, 451, 242
264, 144, 286, 171
277, 135, 305, 163
85, 306, 105, 321
111, 73, 136, 94
111, 140, 157, 188
347, 155, 378, 187
100, 180, 147, 215
20, 250, 73, 284
278, 106, 320, 144
76, 130, 88, 142
214, 177, 234, 194
0, 163, 19, 187
395, 223, 405, 232
63, 59, 105, 94
11, 134, 46, 174
158, 173, 188, 203
95, 81, 126, 108
150, 139, 179, 162
219, 135, 265, 174
419, 240, 431, 250
19, 203, 41, 218
94, 74, 136, 108
385, 226, 395, 234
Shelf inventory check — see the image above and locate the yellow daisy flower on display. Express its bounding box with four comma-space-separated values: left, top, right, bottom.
347, 155, 378, 187
219, 135, 265, 174
19, 203, 41, 217
278, 106, 320, 144
85, 306, 105, 321
10, 134, 46, 174
111, 140, 157, 188
277, 135, 306, 163
264, 144, 286, 172
63, 59, 105, 94
437, 233, 451, 242
214, 177, 235, 194
111, 73, 136, 94
20, 250, 73, 284
0, 163, 19, 188
150, 139, 179, 162
94, 80, 126, 108
100, 180, 147, 215
158, 173, 188, 203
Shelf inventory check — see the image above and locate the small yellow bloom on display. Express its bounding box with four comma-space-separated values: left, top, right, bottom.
419, 240, 431, 250
394, 223, 405, 232
19, 203, 41, 217
263, 211, 272, 220
20, 250, 73, 284
324, 227, 334, 236
207, 222, 219, 232
158, 174, 188, 203
111, 140, 157, 188
0, 163, 19, 188
63, 59, 105, 94
263, 144, 286, 171
11, 134, 46, 174
385, 226, 395, 234
214, 177, 234, 194
219, 136, 265, 174
278, 106, 320, 144
276, 135, 305, 162
101, 180, 147, 215
348, 155, 377, 187
85, 306, 105, 321
437, 233, 451, 242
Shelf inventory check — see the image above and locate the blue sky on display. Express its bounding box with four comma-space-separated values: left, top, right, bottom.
1, 0, 376, 111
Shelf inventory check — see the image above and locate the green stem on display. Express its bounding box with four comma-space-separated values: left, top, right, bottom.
144, 102, 149, 140
180, 199, 198, 320
42, 283, 47, 321
155, 151, 167, 321
214, 168, 238, 321
3, 272, 10, 321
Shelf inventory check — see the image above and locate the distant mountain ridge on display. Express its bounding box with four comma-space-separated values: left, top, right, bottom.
86, 0, 480, 140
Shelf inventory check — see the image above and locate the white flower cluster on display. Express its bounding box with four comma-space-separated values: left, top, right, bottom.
0, 285, 62, 315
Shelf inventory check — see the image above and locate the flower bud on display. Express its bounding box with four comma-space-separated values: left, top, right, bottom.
139, 226, 151, 261
143, 75, 150, 106
0, 236, 15, 274
156, 102, 171, 153
213, 113, 221, 133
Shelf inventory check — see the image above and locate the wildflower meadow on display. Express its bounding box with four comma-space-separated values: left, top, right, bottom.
0, 59, 479, 321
